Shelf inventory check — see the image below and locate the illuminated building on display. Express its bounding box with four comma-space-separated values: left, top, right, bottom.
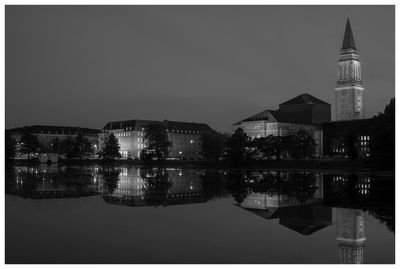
335, 18, 365, 121
102, 119, 214, 159
233, 93, 330, 156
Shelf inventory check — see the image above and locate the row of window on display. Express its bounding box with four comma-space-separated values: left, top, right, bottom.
114, 131, 200, 137
167, 129, 200, 134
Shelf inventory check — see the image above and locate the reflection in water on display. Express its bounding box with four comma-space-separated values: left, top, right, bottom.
229, 171, 394, 264
233, 171, 331, 234
336, 208, 366, 264
101, 167, 211, 207
6, 165, 100, 198
5, 165, 394, 263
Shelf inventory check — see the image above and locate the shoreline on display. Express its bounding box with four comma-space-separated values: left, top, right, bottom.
6, 159, 394, 174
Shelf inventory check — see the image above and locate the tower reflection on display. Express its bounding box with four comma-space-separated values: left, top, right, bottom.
336, 208, 366, 264
231, 171, 394, 264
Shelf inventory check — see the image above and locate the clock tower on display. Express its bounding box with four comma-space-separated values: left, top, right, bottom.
335, 18, 365, 121
336, 208, 366, 264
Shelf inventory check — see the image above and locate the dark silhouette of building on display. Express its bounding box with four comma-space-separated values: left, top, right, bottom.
6, 125, 100, 159
323, 119, 372, 158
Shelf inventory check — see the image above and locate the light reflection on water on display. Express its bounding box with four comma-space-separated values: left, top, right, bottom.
5, 164, 395, 264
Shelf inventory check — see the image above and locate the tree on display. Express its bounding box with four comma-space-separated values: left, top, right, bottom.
251, 135, 284, 160
286, 130, 316, 160
225, 128, 250, 164
143, 123, 171, 161
226, 171, 249, 204
70, 133, 93, 160
142, 169, 171, 207
101, 167, 121, 195
5, 133, 16, 161
140, 149, 154, 163
200, 131, 228, 161
370, 98, 395, 169
59, 137, 75, 159
99, 133, 122, 160
18, 133, 41, 160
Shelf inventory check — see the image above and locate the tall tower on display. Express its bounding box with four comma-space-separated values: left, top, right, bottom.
336, 208, 366, 264
335, 18, 365, 121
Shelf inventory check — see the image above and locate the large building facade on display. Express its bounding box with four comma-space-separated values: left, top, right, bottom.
335, 18, 365, 121
102, 119, 214, 159
233, 93, 331, 156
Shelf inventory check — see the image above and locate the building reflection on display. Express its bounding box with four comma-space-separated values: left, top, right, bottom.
6, 165, 100, 198
324, 173, 394, 264
5, 165, 393, 263
101, 167, 210, 207
230, 171, 394, 264
336, 208, 366, 264
234, 171, 332, 235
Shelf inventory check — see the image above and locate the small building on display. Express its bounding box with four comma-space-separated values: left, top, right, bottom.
233, 93, 331, 156
323, 119, 373, 159
102, 119, 215, 159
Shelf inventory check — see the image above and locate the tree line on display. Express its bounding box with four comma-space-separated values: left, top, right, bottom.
5, 124, 316, 163
5, 98, 394, 168
202, 128, 316, 165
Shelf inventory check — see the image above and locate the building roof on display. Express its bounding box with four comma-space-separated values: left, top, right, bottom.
241, 207, 280, 219
103, 119, 214, 133
279, 93, 330, 106
270, 110, 315, 124
233, 109, 277, 125
234, 109, 319, 125
279, 220, 331, 235
233, 93, 330, 126
341, 17, 358, 52
6, 125, 100, 135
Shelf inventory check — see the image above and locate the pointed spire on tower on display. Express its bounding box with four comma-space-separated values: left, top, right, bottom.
341, 17, 357, 51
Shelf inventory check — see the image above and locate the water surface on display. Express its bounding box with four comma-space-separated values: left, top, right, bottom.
5, 164, 395, 263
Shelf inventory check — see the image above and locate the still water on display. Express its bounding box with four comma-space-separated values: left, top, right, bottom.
5, 164, 395, 264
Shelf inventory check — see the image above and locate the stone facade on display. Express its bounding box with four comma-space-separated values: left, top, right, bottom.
102, 119, 214, 159
233, 93, 331, 156
335, 18, 365, 121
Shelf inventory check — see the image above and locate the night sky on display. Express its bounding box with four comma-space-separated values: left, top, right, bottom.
5, 5, 395, 132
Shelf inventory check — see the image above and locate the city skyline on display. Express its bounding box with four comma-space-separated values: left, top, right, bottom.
5, 5, 395, 132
